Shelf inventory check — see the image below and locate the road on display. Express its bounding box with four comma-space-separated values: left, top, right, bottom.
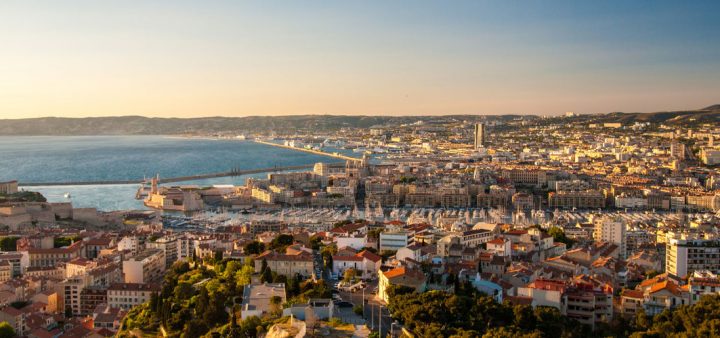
335, 279, 395, 338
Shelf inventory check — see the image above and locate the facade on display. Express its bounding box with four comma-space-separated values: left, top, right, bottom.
461, 229, 494, 248
254, 250, 314, 278
593, 218, 627, 258
517, 278, 613, 330
474, 123, 486, 149
26, 241, 83, 268
107, 283, 160, 310
666, 239, 720, 279
122, 249, 166, 284
378, 267, 427, 303
379, 231, 412, 252
548, 190, 605, 209
0, 181, 18, 195
332, 250, 382, 280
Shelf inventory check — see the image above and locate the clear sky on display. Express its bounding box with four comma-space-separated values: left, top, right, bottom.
1, 1, 718, 118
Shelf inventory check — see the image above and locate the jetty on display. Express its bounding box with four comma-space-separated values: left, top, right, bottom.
19, 164, 322, 187
253, 140, 362, 162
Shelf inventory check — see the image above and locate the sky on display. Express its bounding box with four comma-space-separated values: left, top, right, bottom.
0, 1, 719, 118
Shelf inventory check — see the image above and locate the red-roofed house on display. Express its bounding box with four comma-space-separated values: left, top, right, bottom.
332, 250, 382, 279
378, 267, 426, 303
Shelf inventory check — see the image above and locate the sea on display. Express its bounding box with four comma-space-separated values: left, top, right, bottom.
0, 136, 352, 211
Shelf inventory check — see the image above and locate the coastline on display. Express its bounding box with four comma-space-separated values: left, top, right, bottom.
253, 139, 361, 162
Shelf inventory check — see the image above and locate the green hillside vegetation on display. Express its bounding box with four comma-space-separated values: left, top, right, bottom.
386, 282, 720, 338
118, 258, 331, 338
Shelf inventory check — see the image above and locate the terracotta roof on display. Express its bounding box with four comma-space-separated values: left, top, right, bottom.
621, 289, 644, 299
357, 250, 381, 263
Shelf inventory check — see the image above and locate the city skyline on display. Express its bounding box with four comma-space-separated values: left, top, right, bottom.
1, 1, 719, 119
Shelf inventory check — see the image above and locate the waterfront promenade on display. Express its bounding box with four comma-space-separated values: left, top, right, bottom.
253, 140, 362, 162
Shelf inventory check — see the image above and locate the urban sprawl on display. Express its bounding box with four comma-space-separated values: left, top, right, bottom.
1, 114, 720, 337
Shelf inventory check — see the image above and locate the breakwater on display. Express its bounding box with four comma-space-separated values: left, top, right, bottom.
19, 164, 317, 186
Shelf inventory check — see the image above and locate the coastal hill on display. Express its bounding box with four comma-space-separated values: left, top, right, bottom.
0, 105, 717, 135
0, 115, 528, 135
586, 105, 720, 125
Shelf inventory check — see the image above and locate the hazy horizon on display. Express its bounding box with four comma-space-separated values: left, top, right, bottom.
1, 1, 719, 118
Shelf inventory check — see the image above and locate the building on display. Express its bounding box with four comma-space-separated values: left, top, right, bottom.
670, 142, 686, 159
122, 249, 166, 284
241, 283, 286, 319
688, 270, 720, 304
461, 229, 494, 248
548, 190, 605, 209
516, 278, 613, 330
0, 306, 26, 336
145, 236, 180, 268
700, 148, 720, 165
593, 218, 627, 258
474, 123, 486, 149
0, 181, 18, 195
378, 267, 427, 303
379, 231, 412, 252
666, 239, 720, 279
254, 250, 314, 278
332, 250, 382, 280
26, 241, 83, 268
107, 283, 160, 310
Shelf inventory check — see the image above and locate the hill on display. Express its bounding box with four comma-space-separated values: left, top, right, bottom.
0, 115, 526, 136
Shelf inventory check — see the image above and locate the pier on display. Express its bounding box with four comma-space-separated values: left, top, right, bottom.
253, 140, 362, 162
19, 164, 321, 187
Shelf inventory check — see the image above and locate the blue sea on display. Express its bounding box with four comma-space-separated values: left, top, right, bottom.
0, 136, 351, 211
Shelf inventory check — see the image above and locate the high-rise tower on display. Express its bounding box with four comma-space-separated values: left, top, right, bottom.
474, 123, 486, 149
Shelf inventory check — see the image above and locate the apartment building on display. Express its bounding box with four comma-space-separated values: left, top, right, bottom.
666, 239, 720, 279
548, 190, 605, 209
26, 241, 83, 268
122, 249, 166, 284
253, 250, 314, 278
107, 283, 160, 310
379, 231, 412, 252
593, 218, 627, 258
516, 278, 613, 330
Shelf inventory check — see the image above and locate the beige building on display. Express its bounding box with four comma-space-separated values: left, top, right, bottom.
254, 250, 314, 278
0, 181, 18, 195
107, 283, 160, 310
122, 249, 166, 284
548, 190, 605, 209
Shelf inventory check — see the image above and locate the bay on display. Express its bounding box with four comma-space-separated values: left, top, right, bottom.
0, 136, 349, 211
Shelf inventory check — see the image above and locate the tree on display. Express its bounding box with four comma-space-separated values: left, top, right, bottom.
213, 250, 223, 262
0, 237, 18, 251
244, 241, 265, 255
261, 265, 273, 283
548, 226, 574, 248
173, 282, 194, 301
0, 322, 14, 338
271, 234, 294, 250
269, 295, 282, 316
343, 268, 357, 283
235, 265, 254, 288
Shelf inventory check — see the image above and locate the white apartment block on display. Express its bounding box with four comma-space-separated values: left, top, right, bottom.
666, 239, 720, 279
593, 218, 627, 258
122, 249, 166, 284
379, 231, 412, 252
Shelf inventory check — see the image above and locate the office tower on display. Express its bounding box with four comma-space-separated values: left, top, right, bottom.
474, 123, 486, 149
